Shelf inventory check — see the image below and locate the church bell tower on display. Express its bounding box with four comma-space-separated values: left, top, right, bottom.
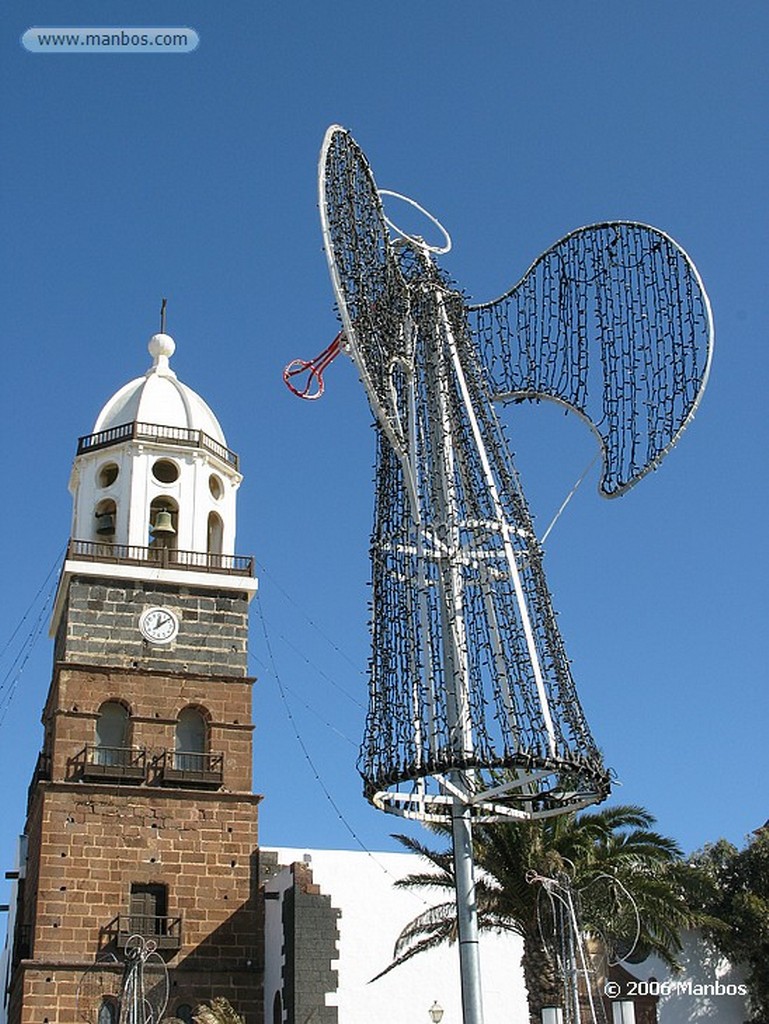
5, 331, 261, 1024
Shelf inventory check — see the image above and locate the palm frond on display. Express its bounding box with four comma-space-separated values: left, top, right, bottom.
394, 902, 459, 957
369, 902, 458, 982
389, 803, 706, 987
392, 834, 454, 872
193, 998, 245, 1024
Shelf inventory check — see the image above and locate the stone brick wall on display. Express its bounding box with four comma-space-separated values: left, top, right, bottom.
12, 962, 263, 1024
54, 577, 250, 677
13, 783, 262, 1024
43, 664, 255, 793
280, 864, 339, 1024
8, 568, 263, 1024
24, 786, 258, 958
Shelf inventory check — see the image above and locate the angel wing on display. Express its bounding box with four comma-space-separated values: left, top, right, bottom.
319, 124, 411, 457
469, 222, 714, 497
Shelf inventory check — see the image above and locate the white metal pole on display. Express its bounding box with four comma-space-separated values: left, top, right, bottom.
437, 294, 557, 759
425, 273, 484, 1024
451, 798, 485, 1024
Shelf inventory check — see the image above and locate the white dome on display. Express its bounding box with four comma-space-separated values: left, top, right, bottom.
93, 333, 227, 445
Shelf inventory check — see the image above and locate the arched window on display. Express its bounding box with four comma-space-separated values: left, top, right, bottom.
94, 498, 117, 539
270, 991, 282, 1024
95, 701, 129, 766
175, 707, 207, 772
98, 997, 119, 1024
207, 511, 223, 556
149, 497, 178, 552
272, 991, 283, 1024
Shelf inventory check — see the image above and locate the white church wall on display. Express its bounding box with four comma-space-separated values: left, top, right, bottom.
265, 849, 750, 1024
266, 847, 528, 1024
623, 931, 749, 1024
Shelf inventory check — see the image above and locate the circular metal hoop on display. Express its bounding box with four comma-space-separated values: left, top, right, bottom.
378, 189, 452, 254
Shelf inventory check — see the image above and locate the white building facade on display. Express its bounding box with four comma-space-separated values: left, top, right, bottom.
263, 847, 749, 1024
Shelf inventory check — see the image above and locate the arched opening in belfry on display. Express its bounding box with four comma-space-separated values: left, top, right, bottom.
149, 497, 178, 552
207, 511, 223, 556
94, 498, 117, 541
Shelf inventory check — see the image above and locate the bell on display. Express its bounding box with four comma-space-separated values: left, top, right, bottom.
151, 509, 176, 535
95, 512, 115, 535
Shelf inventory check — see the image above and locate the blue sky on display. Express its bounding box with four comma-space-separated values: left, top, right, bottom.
0, 0, 767, 894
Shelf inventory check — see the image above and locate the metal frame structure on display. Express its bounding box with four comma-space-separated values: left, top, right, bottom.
530, 871, 608, 1024
303, 124, 713, 1024
77, 936, 170, 1024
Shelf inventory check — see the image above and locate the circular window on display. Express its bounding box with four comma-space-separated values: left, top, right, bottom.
98, 463, 119, 488
152, 459, 180, 484
209, 474, 224, 500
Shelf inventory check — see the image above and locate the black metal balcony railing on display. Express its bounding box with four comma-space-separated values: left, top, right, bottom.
32, 750, 52, 782
27, 750, 52, 811
103, 914, 182, 951
67, 539, 254, 577
12, 924, 31, 968
154, 750, 224, 789
73, 745, 147, 783
77, 420, 239, 470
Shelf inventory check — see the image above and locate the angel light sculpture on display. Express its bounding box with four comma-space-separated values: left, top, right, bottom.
285, 125, 712, 1023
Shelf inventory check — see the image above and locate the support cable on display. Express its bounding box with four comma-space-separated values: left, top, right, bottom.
0, 545, 64, 725
539, 454, 600, 547
255, 558, 363, 673
254, 593, 432, 905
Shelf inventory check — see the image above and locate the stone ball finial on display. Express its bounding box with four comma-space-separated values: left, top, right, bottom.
149, 333, 176, 363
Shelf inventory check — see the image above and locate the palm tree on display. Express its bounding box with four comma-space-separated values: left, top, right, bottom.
379, 805, 710, 1023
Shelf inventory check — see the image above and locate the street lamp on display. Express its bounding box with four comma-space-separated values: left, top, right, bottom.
428, 1002, 444, 1023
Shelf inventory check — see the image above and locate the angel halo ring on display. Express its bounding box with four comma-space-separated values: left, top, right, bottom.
378, 188, 452, 254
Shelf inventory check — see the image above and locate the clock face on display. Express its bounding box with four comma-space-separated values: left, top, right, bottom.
139, 606, 179, 644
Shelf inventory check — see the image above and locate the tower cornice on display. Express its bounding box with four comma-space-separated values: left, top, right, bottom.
50, 546, 257, 638
50, 660, 257, 688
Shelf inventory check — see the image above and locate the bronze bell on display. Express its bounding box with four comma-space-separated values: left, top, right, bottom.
151, 509, 176, 535
95, 512, 115, 535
